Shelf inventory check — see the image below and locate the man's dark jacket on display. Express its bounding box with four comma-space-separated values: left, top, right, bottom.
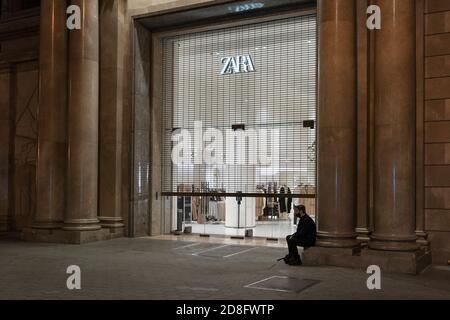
293, 214, 316, 247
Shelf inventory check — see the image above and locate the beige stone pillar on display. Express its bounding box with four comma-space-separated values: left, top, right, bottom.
63, 0, 101, 231
0, 66, 11, 232
98, 0, 125, 229
0, 1, 8, 19
33, 0, 68, 229
316, 0, 358, 248
356, 0, 371, 242
369, 0, 419, 251
415, 0, 428, 246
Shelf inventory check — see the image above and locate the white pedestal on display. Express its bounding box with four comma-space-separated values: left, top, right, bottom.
225, 196, 255, 236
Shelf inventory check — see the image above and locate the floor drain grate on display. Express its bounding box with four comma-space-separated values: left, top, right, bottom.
245, 276, 320, 293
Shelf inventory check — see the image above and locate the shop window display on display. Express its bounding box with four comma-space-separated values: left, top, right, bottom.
162, 14, 317, 239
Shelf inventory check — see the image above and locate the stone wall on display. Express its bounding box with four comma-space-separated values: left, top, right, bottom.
0, 7, 39, 232
12, 61, 38, 231
424, 0, 450, 264
130, 22, 151, 236
0, 66, 11, 232
128, 0, 215, 14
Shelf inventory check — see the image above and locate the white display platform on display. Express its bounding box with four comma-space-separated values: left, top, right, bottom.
224, 196, 255, 236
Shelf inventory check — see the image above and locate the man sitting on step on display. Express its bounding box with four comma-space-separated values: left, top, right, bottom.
284, 205, 316, 266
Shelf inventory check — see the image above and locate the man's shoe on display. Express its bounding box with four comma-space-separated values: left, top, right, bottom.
283, 254, 292, 264
288, 256, 302, 266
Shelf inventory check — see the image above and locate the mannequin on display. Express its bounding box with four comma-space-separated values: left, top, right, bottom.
191, 186, 201, 221
292, 183, 304, 224
217, 195, 226, 221
293, 183, 303, 207
304, 184, 316, 217
255, 188, 264, 219
278, 186, 287, 219
287, 187, 292, 213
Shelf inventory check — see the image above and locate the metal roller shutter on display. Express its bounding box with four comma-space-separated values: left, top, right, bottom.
162, 14, 317, 195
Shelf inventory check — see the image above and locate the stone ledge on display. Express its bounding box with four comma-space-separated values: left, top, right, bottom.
303, 246, 432, 275
22, 227, 124, 244
360, 248, 432, 275
303, 246, 362, 269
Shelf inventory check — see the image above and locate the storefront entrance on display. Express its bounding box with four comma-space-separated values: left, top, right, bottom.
158, 12, 317, 240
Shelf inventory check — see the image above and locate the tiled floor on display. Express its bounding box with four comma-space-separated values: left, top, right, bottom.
1, 236, 450, 300
185, 220, 297, 238
152, 234, 288, 248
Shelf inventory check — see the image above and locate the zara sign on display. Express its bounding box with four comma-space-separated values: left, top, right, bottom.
220, 55, 255, 75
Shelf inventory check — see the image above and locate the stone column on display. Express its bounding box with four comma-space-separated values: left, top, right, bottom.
369, 0, 419, 251
316, 0, 358, 248
63, 0, 101, 231
356, 0, 371, 242
0, 1, 8, 19
415, 0, 428, 246
33, 0, 68, 229
0, 66, 11, 232
98, 0, 125, 230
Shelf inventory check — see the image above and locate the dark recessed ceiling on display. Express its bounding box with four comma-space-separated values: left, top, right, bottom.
136, 0, 316, 31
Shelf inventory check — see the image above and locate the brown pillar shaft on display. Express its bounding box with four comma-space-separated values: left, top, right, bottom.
0, 1, 8, 19
356, 0, 370, 241
0, 67, 12, 232
98, 0, 124, 229
317, 0, 358, 248
34, 0, 68, 229
369, 0, 418, 251
415, 0, 427, 246
63, 0, 101, 231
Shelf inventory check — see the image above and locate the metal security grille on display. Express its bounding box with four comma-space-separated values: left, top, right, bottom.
162, 14, 317, 195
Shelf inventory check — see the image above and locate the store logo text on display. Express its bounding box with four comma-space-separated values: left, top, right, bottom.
221, 55, 255, 75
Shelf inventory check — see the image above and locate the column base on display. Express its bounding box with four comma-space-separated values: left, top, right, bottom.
303, 246, 431, 274
62, 219, 101, 231
31, 221, 63, 230
303, 246, 362, 268
355, 227, 371, 243
415, 230, 429, 246
22, 227, 124, 244
98, 216, 125, 229
361, 247, 431, 275
368, 234, 420, 251
316, 231, 360, 248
